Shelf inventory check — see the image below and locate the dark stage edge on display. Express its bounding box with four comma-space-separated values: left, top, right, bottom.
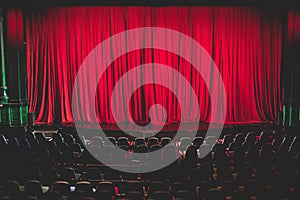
33, 122, 279, 139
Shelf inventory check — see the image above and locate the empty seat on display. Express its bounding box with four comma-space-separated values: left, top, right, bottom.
234, 133, 246, 146
70, 142, 82, 153
63, 134, 75, 146
134, 137, 146, 148
245, 131, 257, 144
96, 181, 116, 198
278, 136, 294, 154
259, 131, 273, 144
289, 136, 300, 156
205, 136, 217, 146
104, 137, 116, 146
52, 133, 65, 145
134, 144, 148, 153
51, 181, 71, 196
228, 141, 238, 151
1, 180, 23, 199
222, 134, 234, 148
160, 137, 171, 146
35, 132, 47, 144
124, 180, 144, 198
24, 180, 43, 198
58, 167, 77, 182
76, 181, 93, 195
117, 137, 129, 147
148, 137, 159, 149
229, 133, 245, 151
272, 134, 284, 152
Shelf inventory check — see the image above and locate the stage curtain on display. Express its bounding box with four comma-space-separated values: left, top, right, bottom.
288, 9, 300, 60
285, 9, 300, 117
23, 7, 283, 124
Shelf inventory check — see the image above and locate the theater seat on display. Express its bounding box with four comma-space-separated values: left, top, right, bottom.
1, 180, 24, 199
63, 134, 75, 146
134, 138, 146, 149
134, 145, 148, 153
76, 181, 93, 195
179, 137, 191, 152
117, 137, 129, 147
192, 137, 204, 148
58, 167, 77, 182
24, 180, 43, 198
205, 136, 217, 146
148, 137, 159, 149
160, 137, 171, 147
222, 134, 234, 148
96, 181, 116, 198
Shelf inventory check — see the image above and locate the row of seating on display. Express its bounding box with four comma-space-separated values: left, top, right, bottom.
1, 166, 299, 199
0, 127, 299, 199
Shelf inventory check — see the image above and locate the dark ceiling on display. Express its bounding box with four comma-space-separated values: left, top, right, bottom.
0, 0, 299, 8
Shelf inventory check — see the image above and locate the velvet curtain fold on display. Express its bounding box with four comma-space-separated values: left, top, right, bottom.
24, 7, 283, 125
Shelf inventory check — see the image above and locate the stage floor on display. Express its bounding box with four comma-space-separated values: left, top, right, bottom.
34, 122, 278, 139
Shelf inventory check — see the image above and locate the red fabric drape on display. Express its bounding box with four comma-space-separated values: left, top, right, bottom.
286, 9, 300, 105
287, 9, 300, 66
288, 9, 300, 51
24, 7, 282, 124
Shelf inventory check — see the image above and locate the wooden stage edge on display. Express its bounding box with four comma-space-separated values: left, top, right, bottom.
34, 122, 279, 139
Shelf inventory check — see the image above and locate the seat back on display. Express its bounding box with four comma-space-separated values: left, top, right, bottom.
24, 180, 43, 197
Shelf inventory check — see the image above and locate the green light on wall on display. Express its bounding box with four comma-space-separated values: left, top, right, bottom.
8, 103, 28, 125
282, 105, 286, 126
0, 103, 28, 126
289, 106, 292, 126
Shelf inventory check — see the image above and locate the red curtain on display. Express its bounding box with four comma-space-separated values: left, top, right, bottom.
24, 7, 283, 124
285, 9, 300, 108
288, 9, 300, 55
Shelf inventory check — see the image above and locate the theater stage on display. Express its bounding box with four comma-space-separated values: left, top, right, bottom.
34, 122, 278, 139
